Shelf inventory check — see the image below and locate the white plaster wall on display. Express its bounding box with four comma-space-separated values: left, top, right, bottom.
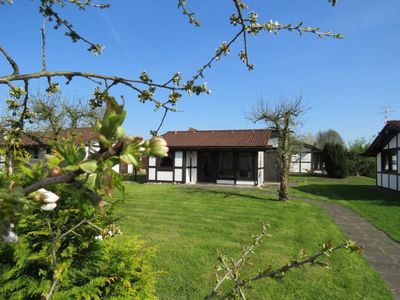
300, 162, 312, 173
149, 157, 156, 167
377, 174, 382, 186
217, 179, 235, 185
382, 174, 389, 188
398, 176, 400, 191
268, 138, 278, 148
157, 171, 173, 181
377, 153, 381, 172
174, 169, 182, 182
301, 152, 312, 162
185, 151, 197, 183
258, 151, 264, 186
398, 150, 400, 174
290, 162, 300, 173
389, 136, 397, 149
390, 174, 397, 190
291, 153, 300, 162
112, 164, 119, 173
175, 151, 183, 167
236, 180, 256, 186
148, 168, 156, 180
191, 169, 197, 183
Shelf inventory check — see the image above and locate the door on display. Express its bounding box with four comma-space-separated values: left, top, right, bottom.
198, 152, 218, 182
264, 151, 280, 182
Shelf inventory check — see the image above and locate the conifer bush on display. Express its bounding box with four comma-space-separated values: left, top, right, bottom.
0, 159, 157, 299
322, 143, 348, 179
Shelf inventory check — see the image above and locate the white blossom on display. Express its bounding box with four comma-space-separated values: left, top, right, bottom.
40, 203, 57, 211
3, 228, 18, 243
95, 235, 103, 241
37, 188, 60, 203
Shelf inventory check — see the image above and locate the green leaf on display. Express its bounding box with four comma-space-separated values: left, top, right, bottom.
63, 165, 80, 172
79, 160, 98, 174
116, 126, 125, 140
76, 146, 87, 162
120, 153, 138, 166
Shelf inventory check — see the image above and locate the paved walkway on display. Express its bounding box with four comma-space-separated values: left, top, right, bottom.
297, 197, 400, 299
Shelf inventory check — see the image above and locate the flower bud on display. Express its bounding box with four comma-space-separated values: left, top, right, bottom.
49, 166, 62, 177
150, 137, 169, 157
37, 188, 60, 203
35, 188, 60, 211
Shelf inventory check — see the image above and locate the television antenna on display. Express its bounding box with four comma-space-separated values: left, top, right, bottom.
378, 105, 395, 124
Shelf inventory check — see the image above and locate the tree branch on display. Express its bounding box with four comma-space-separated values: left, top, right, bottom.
23, 140, 124, 195
0, 47, 19, 75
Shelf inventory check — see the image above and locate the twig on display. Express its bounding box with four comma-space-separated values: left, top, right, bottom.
41, 19, 47, 72
23, 140, 124, 195
205, 225, 268, 300
154, 108, 169, 136
0, 47, 19, 75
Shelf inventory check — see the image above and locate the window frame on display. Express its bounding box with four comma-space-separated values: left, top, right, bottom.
237, 152, 255, 181
381, 149, 398, 174
156, 151, 174, 171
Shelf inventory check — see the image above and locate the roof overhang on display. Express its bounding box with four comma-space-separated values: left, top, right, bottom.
365, 122, 400, 156
168, 146, 273, 151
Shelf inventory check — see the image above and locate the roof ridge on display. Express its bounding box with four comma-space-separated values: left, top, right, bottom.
164, 128, 272, 134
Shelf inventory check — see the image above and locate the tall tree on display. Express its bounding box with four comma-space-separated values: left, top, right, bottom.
316, 129, 344, 149
249, 96, 306, 201
0, 2, 342, 298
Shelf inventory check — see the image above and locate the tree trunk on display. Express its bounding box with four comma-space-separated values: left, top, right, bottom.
279, 158, 289, 201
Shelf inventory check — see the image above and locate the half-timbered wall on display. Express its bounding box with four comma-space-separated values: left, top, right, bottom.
147, 151, 185, 183
290, 148, 312, 173
377, 133, 400, 192
185, 151, 197, 184
257, 151, 264, 186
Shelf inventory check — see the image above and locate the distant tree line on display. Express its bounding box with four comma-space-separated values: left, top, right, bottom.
300, 129, 375, 179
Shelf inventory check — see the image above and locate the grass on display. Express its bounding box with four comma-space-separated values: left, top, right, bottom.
287, 175, 400, 242
115, 183, 392, 299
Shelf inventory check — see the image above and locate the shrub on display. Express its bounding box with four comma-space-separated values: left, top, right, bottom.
0, 166, 157, 299
322, 143, 348, 178
346, 139, 376, 178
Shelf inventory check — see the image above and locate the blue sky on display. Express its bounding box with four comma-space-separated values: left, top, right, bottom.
1, 1, 400, 143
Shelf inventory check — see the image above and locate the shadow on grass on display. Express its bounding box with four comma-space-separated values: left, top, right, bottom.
182, 187, 280, 202
293, 184, 400, 206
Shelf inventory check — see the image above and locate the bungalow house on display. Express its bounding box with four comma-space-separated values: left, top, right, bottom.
147, 128, 324, 186
0, 128, 135, 174
365, 120, 400, 193
290, 143, 324, 174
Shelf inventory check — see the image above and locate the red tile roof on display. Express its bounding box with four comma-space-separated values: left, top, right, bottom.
162, 129, 272, 149
19, 127, 97, 146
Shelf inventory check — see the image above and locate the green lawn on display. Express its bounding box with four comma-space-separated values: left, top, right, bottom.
116, 183, 392, 300
288, 175, 400, 242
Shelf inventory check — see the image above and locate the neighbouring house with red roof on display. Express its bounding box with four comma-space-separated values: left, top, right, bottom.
0, 128, 135, 174
366, 120, 400, 193
147, 128, 323, 186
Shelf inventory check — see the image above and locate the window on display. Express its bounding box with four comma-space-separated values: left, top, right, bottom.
381, 150, 398, 173
157, 151, 174, 169
218, 152, 234, 179
238, 153, 254, 180
392, 152, 398, 171
31, 148, 39, 159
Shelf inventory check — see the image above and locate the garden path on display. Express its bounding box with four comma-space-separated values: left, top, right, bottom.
297, 197, 400, 300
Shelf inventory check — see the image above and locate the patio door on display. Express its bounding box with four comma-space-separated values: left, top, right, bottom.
198, 152, 218, 182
